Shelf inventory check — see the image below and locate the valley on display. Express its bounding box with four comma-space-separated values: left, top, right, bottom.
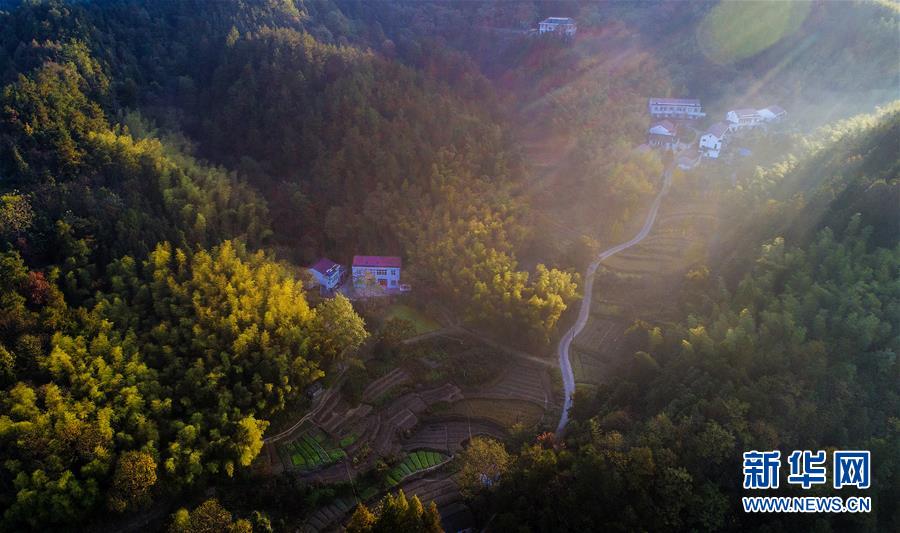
0, 1, 896, 532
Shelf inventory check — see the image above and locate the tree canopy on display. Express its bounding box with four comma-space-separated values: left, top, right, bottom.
490, 107, 900, 532
347, 490, 443, 533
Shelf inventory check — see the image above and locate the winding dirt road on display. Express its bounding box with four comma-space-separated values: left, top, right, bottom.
556, 167, 673, 434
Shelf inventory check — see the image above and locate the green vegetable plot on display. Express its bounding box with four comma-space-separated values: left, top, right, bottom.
385, 450, 448, 487
279, 429, 347, 470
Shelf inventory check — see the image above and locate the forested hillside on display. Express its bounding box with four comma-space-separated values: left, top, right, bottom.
335, 0, 899, 255
487, 106, 900, 531
0, 1, 574, 528
722, 103, 900, 254
330, 1, 898, 119
0, 0, 897, 531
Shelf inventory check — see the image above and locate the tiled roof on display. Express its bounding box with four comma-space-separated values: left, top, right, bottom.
542, 17, 575, 24
649, 120, 677, 136
731, 108, 760, 118
649, 97, 701, 107
310, 257, 341, 276
353, 255, 402, 268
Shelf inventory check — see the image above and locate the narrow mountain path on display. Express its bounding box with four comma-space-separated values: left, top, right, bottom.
556, 166, 674, 434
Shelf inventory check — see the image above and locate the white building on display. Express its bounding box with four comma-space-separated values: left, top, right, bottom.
699, 122, 729, 159
538, 17, 576, 37
648, 98, 705, 120
648, 120, 678, 150
352, 255, 402, 290
726, 108, 764, 131
758, 105, 787, 122
308, 257, 344, 290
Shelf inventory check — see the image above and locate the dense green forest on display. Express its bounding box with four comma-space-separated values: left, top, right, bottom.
0, 0, 579, 344
0, 0, 577, 528
0, 236, 368, 527
485, 106, 900, 531
0, 0, 897, 531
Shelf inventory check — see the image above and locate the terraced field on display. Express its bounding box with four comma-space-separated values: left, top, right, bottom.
402, 475, 472, 532
361, 367, 411, 404
571, 192, 719, 387
570, 347, 611, 385
364, 383, 463, 459
302, 474, 471, 533
468, 361, 549, 407
278, 428, 347, 471
302, 496, 357, 533
592, 299, 625, 318
601, 238, 695, 274
441, 398, 545, 429
572, 316, 621, 386
600, 195, 715, 276
573, 318, 617, 353
402, 419, 506, 453
280, 333, 549, 531
385, 450, 449, 488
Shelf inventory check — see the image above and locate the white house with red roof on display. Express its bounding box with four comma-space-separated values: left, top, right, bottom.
308, 257, 344, 290
726, 108, 764, 131
648, 120, 678, 149
352, 255, 402, 290
648, 97, 705, 120
699, 121, 729, 159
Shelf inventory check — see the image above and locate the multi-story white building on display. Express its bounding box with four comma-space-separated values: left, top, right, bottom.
538, 17, 577, 37
726, 108, 764, 131
308, 257, 344, 290
352, 255, 402, 290
699, 122, 729, 159
648, 98, 705, 120
648, 120, 678, 150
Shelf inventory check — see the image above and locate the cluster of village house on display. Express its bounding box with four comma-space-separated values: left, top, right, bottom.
307, 255, 409, 296
529, 21, 790, 163
646, 98, 787, 163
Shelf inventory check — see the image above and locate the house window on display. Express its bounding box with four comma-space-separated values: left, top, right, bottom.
390, 280, 397, 287
375, 269, 387, 276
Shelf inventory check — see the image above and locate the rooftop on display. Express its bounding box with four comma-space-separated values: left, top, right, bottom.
542, 17, 575, 25
353, 255, 402, 268
310, 257, 341, 276
649, 97, 701, 107
650, 120, 677, 135
730, 108, 760, 118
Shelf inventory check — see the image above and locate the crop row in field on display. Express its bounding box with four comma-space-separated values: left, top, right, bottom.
385, 450, 449, 487
280, 429, 347, 471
